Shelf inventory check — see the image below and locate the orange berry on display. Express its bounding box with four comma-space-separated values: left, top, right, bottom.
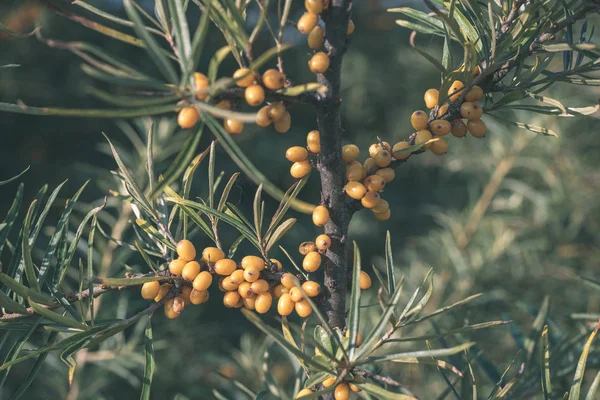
448, 80, 465, 102
223, 291, 241, 308
315, 234, 331, 251
169, 258, 186, 275
281, 273, 300, 289
437, 103, 449, 117
464, 85, 483, 102
345, 161, 365, 181
347, 19, 355, 35
164, 298, 180, 319
307, 130, 321, 153
229, 269, 245, 285
262, 69, 285, 90
273, 284, 289, 298
286, 146, 308, 162
177, 106, 199, 129
359, 271, 372, 289
298, 12, 319, 34
414, 129, 433, 149
256, 105, 273, 127
345, 181, 367, 200
268, 102, 287, 122
323, 377, 336, 387
467, 119, 487, 138
189, 289, 209, 305
451, 119, 468, 138
238, 281, 253, 298
274, 111, 291, 133
182, 261, 201, 281
202, 247, 225, 265
172, 296, 186, 314
374, 208, 391, 221
243, 266, 260, 282
309, 52, 330, 73
296, 388, 314, 398
290, 160, 312, 179
278, 293, 295, 316
345, 330, 363, 346
363, 158, 378, 175
243, 294, 256, 310
255, 292, 273, 314
214, 258, 237, 276
349, 383, 361, 392
312, 205, 330, 227
411, 110, 429, 131
368, 142, 391, 158
334, 383, 350, 400
372, 198, 390, 214
289, 287, 304, 303
251, 279, 270, 294
224, 118, 244, 134
308, 26, 324, 49
241, 255, 266, 271
364, 174, 385, 192
194, 72, 209, 100
154, 283, 171, 302
270, 258, 283, 271
233, 67, 255, 87
305, 0, 324, 13
374, 150, 392, 168
460, 102, 484, 120
179, 285, 193, 304
361, 191, 380, 209
141, 281, 161, 300
302, 281, 321, 297
295, 300, 313, 317
245, 84, 265, 107
193, 270, 213, 291
221, 277, 239, 291
341, 144, 359, 163
392, 141, 411, 160
429, 119, 452, 136
376, 168, 395, 183
424, 88, 439, 108
177, 239, 196, 261
430, 137, 449, 155
299, 241, 316, 256
303, 251, 322, 272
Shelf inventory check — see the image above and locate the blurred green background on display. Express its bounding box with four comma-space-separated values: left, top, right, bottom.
1, 0, 599, 399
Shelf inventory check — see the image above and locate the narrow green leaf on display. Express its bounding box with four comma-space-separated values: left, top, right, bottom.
140, 317, 155, 400
525, 296, 550, 362
136, 218, 176, 251
0, 101, 178, 119
568, 322, 599, 400
354, 382, 416, 400
22, 201, 41, 293
0, 274, 54, 306
0, 318, 41, 388
585, 371, 600, 400
265, 218, 296, 252
253, 184, 264, 244
165, 186, 215, 241
91, 276, 170, 286
0, 183, 24, 257
217, 173, 240, 213
87, 216, 97, 326
265, 178, 308, 241
347, 242, 362, 361
208, 142, 216, 209
0, 166, 29, 186
402, 270, 434, 322
541, 325, 552, 399
361, 341, 476, 364
281, 317, 307, 372
384, 231, 396, 304
190, 3, 211, 73
28, 298, 88, 331
167, 0, 193, 83
0, 291, 28, 314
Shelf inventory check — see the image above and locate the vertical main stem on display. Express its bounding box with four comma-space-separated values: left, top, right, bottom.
316, 0, 352, 329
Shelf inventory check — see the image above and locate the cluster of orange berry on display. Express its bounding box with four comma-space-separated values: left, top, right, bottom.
285, 130, 321, 179
296, 351, 364, 398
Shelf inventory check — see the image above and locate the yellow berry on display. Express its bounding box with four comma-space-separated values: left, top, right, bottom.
255, 292, 273, 314
460, 102, 484, 120
298, 12, 319, 34
363, 158, 378, 175
374, 150, 392, 168
308, 26, 325, 50
238, 281, 253, 298
164, 298, 180, 319
286, 146, 309, 162
307, 130, 321, 153
270, 258, 283, 271
361, 191, 380, 209
430, 137, 449, 155
277, 293, 295, 316
448, 80, 465, 102
345, 161, 365, 181
290, 160, 312, 179
224, 118, 244, 134
368, 142, 391, 158
229, 270, 245, 285
296, 388, 314, 398
243, 294, 256, 310
295, 300, 313, 317
309, 52, 330, 73
193, 270, 213, 291
233, 298, 244, 309
262, 69, 285, 90
349, 383, 361, 392
464, 85, 483, 102
241, 255, 266, 271
190, 289, 209, 305
223, 291, 241, 308
374, 208, 391, 221
256, 105, 273, 127
341, 144, 359, 163
315, 234, 331, 251
359, 271, 372, 289
347, 19, 355, 35
194, 72, 209, 100
169, 258, 186, 275
289, 287, 304, 303
302, 281, 321, 297
312, 205, 330, 227
154, 283, 171, 302
268, 102, 287, 122
414, 129, 433, 149
473, 65, 481, 76
181, 286, 194, 305
451, 119, 468, 138
251, 279, 270, 294
345, 330, 363, 346
424, 88, 439, 109
334, 383, 350, 400
410, 110, 429, 131
233, 67, 255, 87
323, 377, 336, 387
274, 111, 292, 133
345, 181, 367, 200
437, 103, 449, 117
429, 119, 452, 136
243, 266, 260, 282
376, 168, 395, 183
281, 273, 300, 289
202, 247, 225, 266
245, 84, 265, 107
214, 258, 237, 276
467, 119, 487, 138
299, 242, 317, 256
372, 198, 389, 214
364, 174, 385, 192
392, 141, 411, 160
141, 281, 160, 300
177, 106, 199, 129
305, 0, 324, 13
303, 251, 322, 272
221, 277, 239, 291
273, 284, 289, 298
176, 239, 196, 261
182, 261, 201, 281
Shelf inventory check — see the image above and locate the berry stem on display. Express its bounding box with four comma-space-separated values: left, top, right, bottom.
315, 0, 353, 331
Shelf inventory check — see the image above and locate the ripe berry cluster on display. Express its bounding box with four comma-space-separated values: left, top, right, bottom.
285, 130, 321, 179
